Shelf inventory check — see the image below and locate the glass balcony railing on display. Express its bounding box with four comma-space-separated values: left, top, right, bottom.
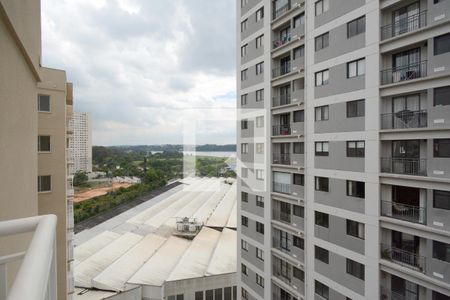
381, 110, 427, 129
381, 61, 427, 85
272, 94, 291, 107
380, 157, 427, 176
273, 182, 292, 194
380, 200, 426, 224
381, 11, 427, 40
273, 3, 291, 20
273, 153, 291, 165
380, 244, 426, 273
272, 125, 291, 136
272, 61, 292, 79
273, 33, 292, 49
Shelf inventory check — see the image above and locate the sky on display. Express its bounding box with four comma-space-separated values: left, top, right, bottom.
41, 0, 236, 146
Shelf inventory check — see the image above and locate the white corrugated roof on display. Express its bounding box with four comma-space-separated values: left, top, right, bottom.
127, 236, 191, 286
205, 185, 236, 228
74, 231, 120, 266
91, 234, 167, 292
191, 184, 231, 224
226, 201, 237, 229
205, 228, 237, 276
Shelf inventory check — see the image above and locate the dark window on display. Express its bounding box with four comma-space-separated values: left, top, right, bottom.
315, 211, 329, 228
38, 136, 51, 152
315, 142, 329, 156
241, 120, 248, 130
37, 95, 50, 112
293, 142, 304, 154
256, 35, 263, 49
293, 236, 304, 249
215, 289, 222, 300
347, 180, 365, 198
434, 190, 450, 210
315, 105, 329, 121
347, 99, 365, 117
256, 195, 264, 207
241, 263, 247, 275
293, 174, 304, 186
434, 33, 450, 55
347, 58, 365, 78
434, 139, 450, 157
432, 291, 450, 300
433, 240, 450, 263
347, 141, 365, 157
315, 246, 329, 263
293, 110, 304, 122
315, 177, 329, 192
256, 62, 264, 75
294, 14, 305, 28
38, 175, 51, 192
434, 86, 450, 106
293, 267, 304, 281
315, 281, 329, 299
346, 259, 365, 280
315, 69, 329, 86
315, 32, 329, 51
176, 295, 184, 300
241, 288, 248, 300
256, 7, 264, 21
241, 216, 248, 227
293, 205, 304, 217
346, 219, 365, 239
195, 291, 203, 300
241, 69, 248, 81
241, 94, 248, 105
256, 221, 264, 234
256, 89, 264, 102
256, 273, 264, 287
293, 45, 304, 59
347, 16, 366, 38
241, 192, 248, 203
224, 287, 232, 300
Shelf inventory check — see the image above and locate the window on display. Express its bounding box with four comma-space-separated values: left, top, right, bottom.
433, 291, 450, 300
315, 281, 329, 299
315, 0, 329, 16
256, 7, 264, 22
256, 89, 264, 102
347, 99, 365, 117
315, 246, 329, 263
315, 142, 329, 156
241, 168, 248, 178
293, 142, 304, 154
293, 174, 304, 186
347, 141, 365, 157
293, 110, 304, 122
256, 35, 264, 48
256, 195, 264, 207
293, 267, 304, 281
347, 58, 365, 78
347, 219, 365, 239
347, 16, 365, 38
315, 32, 329, 51
241, 239, 249, 251
434, 86, 450, 106
206, 290, 213, 300
347, 180, 365, 198
294, 13, 305, 27
315, 105, 329, 121
241, 94, 248, 105
256, 247, 264, 260
37, 95, 50, 112
256, 62, 264, 75
293, 236, 304, 249
293, 205, 304, 217
256, 169, 264, 180
241, 192, 248, 203
241, 143, 248, 154
256, 116, 264, 127
433, 240, 450, 262
434, 139, 450, 157
346, 259, 365, 280
315, 211, 329, 228
315, 177, 329, 192
256, 221, 264, 234
38, 136, 51, 152
241, 120, 248, 130
38, 175, 51, 192
224, 288, 232, 300
256, 273, 264, 287
241, 288, 248, 300
241, 216, 248, 227
241, 69, 248, 81
214, 290, 222, 300
241, 263, 248, 275
434, 190, 450, 210
315, 69, 329, 86
434, 33, 450, 55
195, 291, 203, 300
255, 143, 264, 154
241, 44, 248, 57
293, 46, 304, 59
241, 19, 248, 32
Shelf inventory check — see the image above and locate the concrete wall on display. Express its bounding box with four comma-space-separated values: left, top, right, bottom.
315, 141, 365, 172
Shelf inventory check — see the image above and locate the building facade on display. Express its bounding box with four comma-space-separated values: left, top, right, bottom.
0, 1, 74, 299
237, 0, 450, 299
72, 112, 92, 173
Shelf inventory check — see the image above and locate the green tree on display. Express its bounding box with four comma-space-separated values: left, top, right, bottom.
73, 171, 88, 186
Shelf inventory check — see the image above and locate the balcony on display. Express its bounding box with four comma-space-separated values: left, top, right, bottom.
380, 244, 426, 273
273, 236, 292, 254
66, 118, 74, 134
381, 11, 427, 40
273, 125, 291, 136
273, 94, 291, 107
273, 153, 291, 165
381, 200, 426, 224
380, 158, 427, 176
381, 61, 427, 85
273, 2, 291, 20
273, 182, 292, 195
0, 215, 57, 300
381, 110, 427, 130
66, 148, 74, 165
273, 33, 292, 50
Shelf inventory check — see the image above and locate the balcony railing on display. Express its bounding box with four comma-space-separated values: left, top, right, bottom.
0, 215, 57, 300
273, 94, 292, 107
381, 110, 427, 129
380, 158, 427, 176
381, 61, 427, 85
272, 237, 292, 252
273, 182, 292, 194
273, 2, 290, 20
66, 118, 74, 133
272, 61, 292, 78
273, 32, 292, 49
273, 125, 291, 136
381, 200, 426, 224
380, 244, 426, 273
381, 11, 427, 40
273, 153, 291, 165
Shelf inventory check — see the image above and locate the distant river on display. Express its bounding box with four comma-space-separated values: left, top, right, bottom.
183, 151, 236, 158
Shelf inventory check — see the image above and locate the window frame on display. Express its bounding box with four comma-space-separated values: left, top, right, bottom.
241, 44, 248, 57
256, 247, 264, 261
256, 62, 264, 75
255, 7, 264, 22
241, 191, 248, 203
347, 58, 365, 78
346, 258, 365, 280
293, 142, 304, 154
347, 180, 365, 198
315, 246, 329, 264
256, 221, 264, 234
315, 141, 329, 156
347, 16, 366, 38
256, 195, 264, 207
241, 239, 249, 251
241, 94, 248, 106
433, 190, 450, 210
241, 216, 248, 227
434, 86, 450, 106
241, 69, 248, 81
434, 33, 450, 56
315, 177, 329, 192
434, 139, 450, 157
315, 211, 329, 228
346, 219, 365, 240
346, 141, 365, 157
37, 175, 52, 193
293, 110, 304, 122
433, 240, 450, 263
347, 99, 365, 118
241, 143, 249, 154
315, 105, 329, 121
37, 95, 51, 112
241, 19, 248, 32
256, 89, 264, 102
315, 69, 329, 86
256, 35, 264, 49
315, 32, 329, 51
38, 135, 51, 152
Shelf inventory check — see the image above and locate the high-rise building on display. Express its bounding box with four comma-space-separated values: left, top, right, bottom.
0, 1, 74, 299
237, 1, 450, 300
72, 112, 92, 173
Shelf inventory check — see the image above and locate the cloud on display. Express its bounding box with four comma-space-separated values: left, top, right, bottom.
41, 0, 236, 146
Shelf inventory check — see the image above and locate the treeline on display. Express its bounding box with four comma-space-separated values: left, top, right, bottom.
94, 144, 236, 154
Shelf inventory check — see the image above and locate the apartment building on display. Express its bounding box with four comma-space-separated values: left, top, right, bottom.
0, 1, 74, 299
71, 112, 92, 173
237, 0, 450, 299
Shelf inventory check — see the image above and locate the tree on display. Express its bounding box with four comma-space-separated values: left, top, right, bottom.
73, 171, 88, 186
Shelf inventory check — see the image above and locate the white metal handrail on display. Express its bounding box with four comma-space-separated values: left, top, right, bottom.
0, 215, 57, 300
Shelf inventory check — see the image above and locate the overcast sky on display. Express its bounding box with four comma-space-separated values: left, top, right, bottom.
41, 0, 236, 146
